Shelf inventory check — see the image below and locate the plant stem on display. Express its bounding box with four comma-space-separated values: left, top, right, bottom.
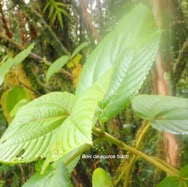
100, 121, 105, 133
152, 157, 179, 175
64, 138, 106, 166
64, 143, 92, 165
115, 123, 151, 186
92, 127, 179, 178
136, 122, 151, 148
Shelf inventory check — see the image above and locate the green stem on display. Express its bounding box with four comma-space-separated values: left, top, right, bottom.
100, 121, 105, 133
152, 157, 179, 175
136, 123, 151, 148
115, 123, 151, 186
92, 127, 179, 177
64, 143, 92, 165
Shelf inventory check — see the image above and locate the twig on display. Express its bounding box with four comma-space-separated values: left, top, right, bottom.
173, 39, 188, 84
0, 2, 12, 38
81, 0, 100, 43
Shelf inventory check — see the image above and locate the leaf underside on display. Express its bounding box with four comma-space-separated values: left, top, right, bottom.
22, 163, 73, 187
132, 95, 188, 134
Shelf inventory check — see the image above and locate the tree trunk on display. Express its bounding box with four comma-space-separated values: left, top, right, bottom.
152, 0, 179, 167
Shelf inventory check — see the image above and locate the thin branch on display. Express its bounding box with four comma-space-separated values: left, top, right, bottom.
92, 127, 179, 178
81, 0, 100, 43
64, 144, 92, 165
0, 2, 12, 38
173, 39, 188, 84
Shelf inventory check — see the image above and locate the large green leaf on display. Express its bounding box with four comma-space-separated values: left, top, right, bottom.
44, 69, 112, 164
92, 168, 112, 187
22, 163, 73, 187
0, 92, 76, 163
0, 44, 34, 85
132, 95, 188, 134
76, 4, 160, 121
0, 68, 111, 163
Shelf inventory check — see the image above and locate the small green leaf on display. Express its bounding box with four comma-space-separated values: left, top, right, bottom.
157, 165, 188, 187
180, 165, 188, 178
0, 58, 14, 85
92, 168, 112, 187
71, 42, 89, 59
132, 95, 188, 134
42, 1, 50, 14
0, 44, 34, 85
157, 176, 180, 187
179, 165, 188, 185
12, 44, 34, 66
57, 11, 63, 29
22, 163, 73, 187
0, 86, 30, 121
6, 86, 30, 113
46, 55, 69, 82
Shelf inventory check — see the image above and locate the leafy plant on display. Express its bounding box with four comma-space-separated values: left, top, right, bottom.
43, 0, 69, 29
157, 165, 188, 187
92, 168, 112, 187
0, 3, 187, 187
46, 42, 88, 82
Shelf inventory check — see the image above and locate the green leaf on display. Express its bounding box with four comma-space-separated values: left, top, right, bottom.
71, 42, 89, 59
45, 69, 112, 164
57, 11, 63, 29
179, 165, 188, 185
0, 44, 34, 85
0, 68, 111, 164
6, 86, 30, 113
22, 163, 73, 187
56, 149, 80, 173
157, 165, 188, 187
42, 1, 50, 14
0, 92, 76, 163
180, 165, 188, 178
132, 95, 188, 134
92, 168, 112, 187
157, 176, 180, 187
76, 4, 160, 121
42, 145, 81, 174
10, 99, 28, 117
46, 55, 69, 82
0, 85, 30, 122
0, 58, 14, 85
12, 44, 34, 66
